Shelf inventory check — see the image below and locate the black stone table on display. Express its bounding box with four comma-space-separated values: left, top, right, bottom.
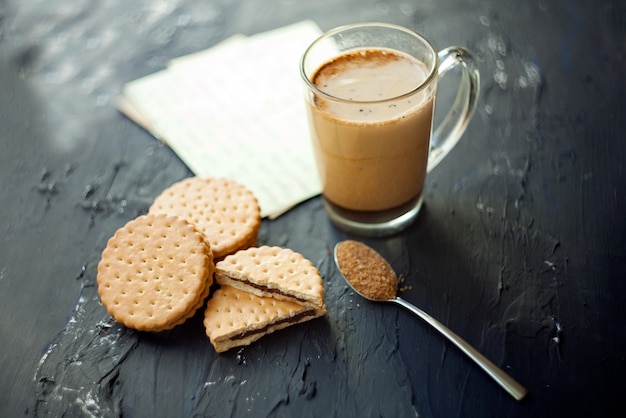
1, 0, 625, 417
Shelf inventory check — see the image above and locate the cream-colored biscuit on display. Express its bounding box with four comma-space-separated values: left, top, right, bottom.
214, 246, 325, 309
204, 285, 326, 353
148, 177, 261, 260
96, 214, 214, 332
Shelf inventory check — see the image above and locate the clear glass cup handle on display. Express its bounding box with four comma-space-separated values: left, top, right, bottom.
427, 47, 481, 172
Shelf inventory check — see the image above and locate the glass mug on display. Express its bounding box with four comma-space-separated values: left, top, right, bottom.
301, 23, 480, 236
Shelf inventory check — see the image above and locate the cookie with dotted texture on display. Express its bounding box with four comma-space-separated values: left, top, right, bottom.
204, 285, 326, 353
96, 214, 214, 332
214, 246, 326, 309
148, 177, 261, 260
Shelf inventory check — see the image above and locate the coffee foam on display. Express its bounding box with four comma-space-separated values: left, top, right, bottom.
311, 48, 433, 123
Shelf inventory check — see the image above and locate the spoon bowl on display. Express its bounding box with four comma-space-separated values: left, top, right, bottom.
334, 240, 527, 401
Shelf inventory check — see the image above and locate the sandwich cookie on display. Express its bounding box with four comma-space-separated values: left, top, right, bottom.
214, 246, 326, 309
204, 246, 326, 352
148, 177, 261, 260
204, 285, 325, 353
96, 214, 214, 332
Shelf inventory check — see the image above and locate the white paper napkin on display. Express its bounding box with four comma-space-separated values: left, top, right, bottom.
118, 21, 323, 218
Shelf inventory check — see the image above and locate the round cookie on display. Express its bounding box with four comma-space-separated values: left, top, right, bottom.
148, 177, 261, 260
96, 214, 214, 332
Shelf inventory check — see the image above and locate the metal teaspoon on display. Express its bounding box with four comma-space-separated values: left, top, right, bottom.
334, 240, 528, 401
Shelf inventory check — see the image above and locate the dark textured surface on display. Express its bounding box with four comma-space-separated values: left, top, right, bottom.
1, 0, 625, 417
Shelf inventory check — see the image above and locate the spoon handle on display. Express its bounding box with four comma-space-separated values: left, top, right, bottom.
392, 297, 527, 401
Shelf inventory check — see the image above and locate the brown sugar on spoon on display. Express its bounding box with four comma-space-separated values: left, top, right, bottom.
335, 240, 398, 301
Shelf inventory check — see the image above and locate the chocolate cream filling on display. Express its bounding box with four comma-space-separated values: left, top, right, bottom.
231, 310, 317, 341
238, 279, 310, 304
